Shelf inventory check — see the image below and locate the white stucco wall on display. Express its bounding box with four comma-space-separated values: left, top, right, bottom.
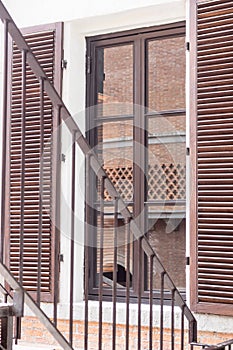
59, 0, 186, 304
3, 0, 184, 27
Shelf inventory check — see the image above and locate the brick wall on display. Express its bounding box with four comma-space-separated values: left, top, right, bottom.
20, 316, 233, 349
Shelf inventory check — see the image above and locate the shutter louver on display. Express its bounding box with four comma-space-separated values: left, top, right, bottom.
190, 0, 233, 314
7, 23, 63, 302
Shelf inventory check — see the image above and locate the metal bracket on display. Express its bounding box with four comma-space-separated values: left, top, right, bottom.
86, 56, 92, 74
61, 59, 67, 69
12, 288, 24, 317
61, 153, 66, 162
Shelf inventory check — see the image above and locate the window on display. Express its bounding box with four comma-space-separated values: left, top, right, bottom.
190, 0, 233, 315
4, 23, 63, 302
86, 22, 186, 301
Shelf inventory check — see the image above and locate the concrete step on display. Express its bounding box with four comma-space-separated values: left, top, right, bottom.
13, 342, 61, 350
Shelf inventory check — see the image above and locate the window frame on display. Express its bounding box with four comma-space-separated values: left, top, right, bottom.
86, 21, 186, 302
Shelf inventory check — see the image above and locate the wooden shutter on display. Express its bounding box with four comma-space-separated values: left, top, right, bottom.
190, 0, 233, 315
6, 23, 63, 302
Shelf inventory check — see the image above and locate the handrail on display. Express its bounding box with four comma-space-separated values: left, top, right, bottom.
207, 339, 233, 350
191, 339, 233, 349
0, 0, 197, 347
0, 263, 73, 350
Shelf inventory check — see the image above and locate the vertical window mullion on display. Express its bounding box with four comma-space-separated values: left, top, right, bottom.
133, 37, 147, 297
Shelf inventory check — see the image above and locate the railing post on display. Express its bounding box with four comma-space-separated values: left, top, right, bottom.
1, 316, 13, 350
84, 152, 92, 350
53, 104, 62, 327
149, 254, 154, 350
160, 272, 165, 350
37, 76, 45, 306
19, 48, 28, 286
112, 198, 118, 350
98, 175, 106, 350
125, 217, 131, 350
69, 131, 76, 347
1, 18, 9, 263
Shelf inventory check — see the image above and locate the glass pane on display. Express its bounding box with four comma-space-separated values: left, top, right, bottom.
96, 119, 133, 202
95, 213, 134, 289
147, 218, 186, 290
146, 114, 186, 291
147, 36, 185, 112
147, 115, 186, 202
96, 45, 133, 117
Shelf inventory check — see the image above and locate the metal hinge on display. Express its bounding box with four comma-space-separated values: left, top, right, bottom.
186, 147, 190, 156
61, 153, 66, 162
186, 257, 190, 266
186, 42, 190, 51
86, 56, 92, 74
61, 59, 67, 69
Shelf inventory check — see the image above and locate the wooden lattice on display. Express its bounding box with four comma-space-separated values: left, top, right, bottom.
104, 166, 133, 201
104, 163, 185, 201
147, 163, 186, 201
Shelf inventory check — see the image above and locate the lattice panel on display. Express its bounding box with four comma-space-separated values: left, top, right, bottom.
104, 163, 185, 202
147, 163, 186, 201
104, 166, 133, 201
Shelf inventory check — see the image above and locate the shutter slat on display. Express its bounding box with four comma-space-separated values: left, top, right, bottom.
191, 0, 233, 312
7, 24, 62, 300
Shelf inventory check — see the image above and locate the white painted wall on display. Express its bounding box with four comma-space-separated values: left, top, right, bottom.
59, 0, 186, 304
3, 0, 184, 27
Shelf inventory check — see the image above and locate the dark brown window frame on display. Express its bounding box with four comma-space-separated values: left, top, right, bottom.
86, 21, 186, 302
4, 22, 63, 303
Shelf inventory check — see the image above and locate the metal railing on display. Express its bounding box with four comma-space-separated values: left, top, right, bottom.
0, 283, 24, 349
0, 1, 197, 349
191, 340, 233, 350
207, 340, 233, 350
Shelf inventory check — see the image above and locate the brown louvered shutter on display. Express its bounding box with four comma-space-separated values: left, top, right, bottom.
6, 23, 63, 302
190, 0, 233, 315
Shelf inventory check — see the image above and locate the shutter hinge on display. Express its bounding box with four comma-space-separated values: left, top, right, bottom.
186, 147, 190, 156
61, 153, 66, 162
61, 59, 67, 69
186, 42, 190, 51
86, 56, 92, 75
186, 257, 190, 266
59, 254, 64, 262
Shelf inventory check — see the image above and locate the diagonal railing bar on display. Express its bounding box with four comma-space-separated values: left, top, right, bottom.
207, 340, 233, 350
0, 263, 74, 350
191, 339, 233, 349
0, 0, 197, 346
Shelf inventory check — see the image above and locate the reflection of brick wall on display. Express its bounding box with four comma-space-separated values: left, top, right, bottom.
96, 218, 133, 274
148, 219, 186, 289
103, 45, 133, 105
96, 217, 185, 291
98, 36, 185, 114
148, 36, 185, 111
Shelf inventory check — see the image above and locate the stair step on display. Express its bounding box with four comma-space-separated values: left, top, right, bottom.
13, 343, 61, 350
